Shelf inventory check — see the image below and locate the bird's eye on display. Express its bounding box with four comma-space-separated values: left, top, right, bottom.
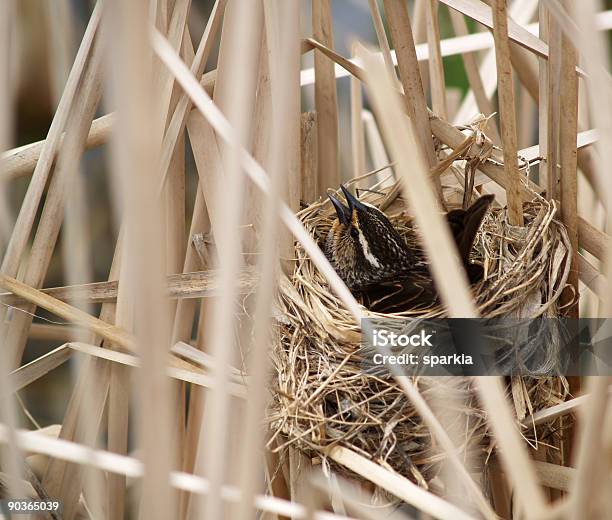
350, 227, 359, 239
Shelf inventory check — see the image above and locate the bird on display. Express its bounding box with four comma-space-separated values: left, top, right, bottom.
325, 185, 494, 312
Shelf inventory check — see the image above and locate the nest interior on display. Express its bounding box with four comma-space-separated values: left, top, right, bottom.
267, 183, 572, 489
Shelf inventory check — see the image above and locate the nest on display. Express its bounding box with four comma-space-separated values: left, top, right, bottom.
267, 183, 572, 489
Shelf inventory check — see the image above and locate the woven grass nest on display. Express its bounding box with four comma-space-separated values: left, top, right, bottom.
267, 181, 572, 488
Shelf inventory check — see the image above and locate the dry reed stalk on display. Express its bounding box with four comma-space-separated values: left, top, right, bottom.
301, 111, 319, 202
447, 8, 501, 144
287, 448, 314, 518
249, 31, 273, 254
65, 342, 245, 398
0, 1, 26, 489
557, 8, 579, 317
178, 306, 208, 520
301, 10, 609, 88
158, 0, 227, 186
8, 345, 72, 392
8, 9, 611, 185
0, 425, 356, 520
105, 265, 132, 519
41, 240, 123, 513
0, 268, 258, 307
236, 4, 299, 516
519, 128, 599, 164
579, 216, 612, 262
328, 446, 476, 520
366, 0, 400, 88
393, 379, 497, 520
448, 0, 538, 125
4, 35, 104, 370
312, 0, 339, 196
531, 460, 575, 492
105, 0, 176, 515
350, 47, 366, 180
570, 2, 612, 514
569, 376, 611, 517
441, 0, 559, 61
162, 2, 191, 279
44, 0, 76, 105
502, 4, 603, 204
45, 5, 106, 518
546, 9, 561, 202
362, 111, 392, 180
491, 0, 524, 226
382, 0, 442, 198
166, 19, 195, 479
0, 3, 101, 340
0, 0, 15, 252
578, 254, 608, 299
171, 191, 210, 496
574, 1, 612, 317
537, 2, 550, 193
310, 472, 413, 520
425, 0, 448, 118
0, 113, 114, 181
517, 64, 536, 150
182, 1, 263, 517
476, 377, 548, 518
412, 0, 431, 96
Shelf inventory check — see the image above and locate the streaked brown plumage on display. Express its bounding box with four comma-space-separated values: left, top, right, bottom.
325, 186, 494, 312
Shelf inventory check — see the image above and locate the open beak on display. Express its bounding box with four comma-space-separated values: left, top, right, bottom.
340, 184, 368, 212
328, 193, 351, 224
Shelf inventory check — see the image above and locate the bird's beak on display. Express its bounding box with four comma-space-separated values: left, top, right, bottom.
328, 193, 351, 224
340, 184, 368, 212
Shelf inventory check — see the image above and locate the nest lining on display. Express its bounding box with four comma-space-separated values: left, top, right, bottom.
268, 186, 572, 488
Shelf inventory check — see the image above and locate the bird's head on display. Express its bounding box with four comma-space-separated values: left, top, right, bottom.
325, 185, 416, 288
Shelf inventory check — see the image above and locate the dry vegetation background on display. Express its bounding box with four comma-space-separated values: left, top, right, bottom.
0, 0, 612, 519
